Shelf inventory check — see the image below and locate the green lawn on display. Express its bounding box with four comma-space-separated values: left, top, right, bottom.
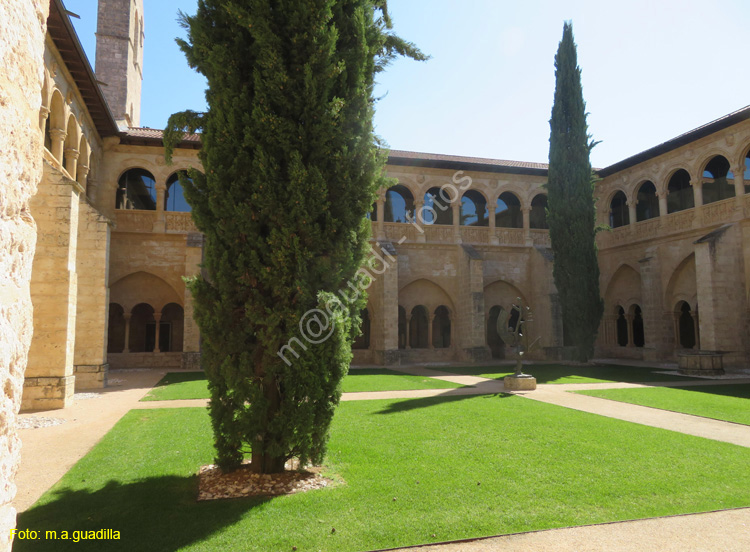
576, 384, 750, 425
342, 368, 464, 393
431, 363, 696, 384
18, 396, 750, 551
141, 369, 464, 401
141, 372, 210, 401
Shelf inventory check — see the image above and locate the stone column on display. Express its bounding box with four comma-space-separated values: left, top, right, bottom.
452, 203, 461, 243
77, 163, 89, 190
153, 184, 167, 233
1, 0, 50, 547
39, 105, 49, 131
182, 233, 204, 369
376, 197, 385, 240
414, 198, 426, 243
456, 244, 490, 361
691, 311, 699, 350
658, 192, 668, 219
153, 312, 162, 353
488, 201, 499, 245
522, 207, 531, 245
733, 165, 745, 206
64, 148, 79, 181
627, 201, 636, 226
405, 313, 412, 349
692, 180, 703, 207
49, 128, 66, 163
429, 313, 436, 349
123, 312, 132, 353
626, 314, 634, 347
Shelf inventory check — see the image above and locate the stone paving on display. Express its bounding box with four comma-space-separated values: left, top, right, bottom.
13, 364, 750, 551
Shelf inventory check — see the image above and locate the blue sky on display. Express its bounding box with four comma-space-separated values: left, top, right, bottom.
64, 0, 750, 168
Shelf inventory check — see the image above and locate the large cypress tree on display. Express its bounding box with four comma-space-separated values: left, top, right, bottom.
165, 1, 425, 473
546, 22, 603, 362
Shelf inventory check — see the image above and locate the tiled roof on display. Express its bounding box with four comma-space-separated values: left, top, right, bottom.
125, 127, 202, 142
387, 149, 548, 176
599, 105, 750, 177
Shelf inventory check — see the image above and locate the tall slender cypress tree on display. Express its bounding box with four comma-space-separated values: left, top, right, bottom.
165, 1, 425, 473
546, 22, 603, 362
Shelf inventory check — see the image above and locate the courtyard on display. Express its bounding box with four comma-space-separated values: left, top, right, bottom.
13, 362, 750, 551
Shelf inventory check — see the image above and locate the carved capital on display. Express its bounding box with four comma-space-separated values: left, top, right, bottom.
49, 128, 67, 142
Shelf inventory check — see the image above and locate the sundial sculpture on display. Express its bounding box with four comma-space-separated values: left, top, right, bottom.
496, 297, 540, 390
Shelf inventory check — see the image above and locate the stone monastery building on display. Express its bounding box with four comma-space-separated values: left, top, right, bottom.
8, 0, 750, 417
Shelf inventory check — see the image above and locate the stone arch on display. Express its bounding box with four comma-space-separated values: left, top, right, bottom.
165, 170, 195, 212
107, 303, 126, 353
665, 254, 697, 313
493, 183, 529, 208
701, 154, 735, 204
116, 167, 157, 210
742, 145, 750, 194
128, 302, 155, 352
635, 180, 659, 221
432, 305, 452, 348
460, 189, 489, 227
629, 304, 645, 347
608, 190, 629, 228
604, 263, 642, 310
529, 193, 548, 229
48, 88, 66, 132
160, 302, 185, 352
384, 183, 415, 223
674, 300, 698, 349
109, 271, 183, 314
423, 186, 453, 225
409, 305, 430, 349
665, 168, 694, 213
399, 278, 455, 315
495, 191, 523, 228
353, 306, 371, 350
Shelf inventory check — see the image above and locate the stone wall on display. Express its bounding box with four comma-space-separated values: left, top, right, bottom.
0, 0, 49, 549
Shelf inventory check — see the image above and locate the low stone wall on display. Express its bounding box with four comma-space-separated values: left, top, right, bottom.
108, 352, 183, 370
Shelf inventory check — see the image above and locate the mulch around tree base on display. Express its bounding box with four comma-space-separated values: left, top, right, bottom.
197, 459, 334, 500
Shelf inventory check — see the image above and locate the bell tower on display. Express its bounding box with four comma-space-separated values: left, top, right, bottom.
95, 0, 144, 128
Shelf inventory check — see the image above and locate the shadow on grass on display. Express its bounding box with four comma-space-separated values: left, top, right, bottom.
153, 372, 207, 387
434, 363, 696, 384
667, 383, 750, 399
15, 475, 264, 552
376, 392, 513, 415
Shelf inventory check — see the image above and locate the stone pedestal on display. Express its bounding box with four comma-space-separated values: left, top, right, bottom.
503, 374, 537, 391
678, 351, 725, 376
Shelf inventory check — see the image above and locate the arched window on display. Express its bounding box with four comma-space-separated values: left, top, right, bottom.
702, 155, 735, 204
353, 308, 371, 350
432, 306, 451, 348
609, 191, 629, 228
398, 306, 407, 349
165, 172, 192, 212
486, 306, 505, 359
529, 194, 548, 229
423, 187, 453, 225
384, 184, 414, 223
616, 306, 628, 346
677, 301, 697, 349
667, 169, 694, 214
161, 303, 185, 352
460, 190, 488, 226
107, 303, 126, 353
129, 303, 155, 352
116, 168, 157, 210
495, 192, 522, 228
636, 181, 659, 221
745, 150, 750, 194
409, 306, 429, 348
631, 305, 644, 347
